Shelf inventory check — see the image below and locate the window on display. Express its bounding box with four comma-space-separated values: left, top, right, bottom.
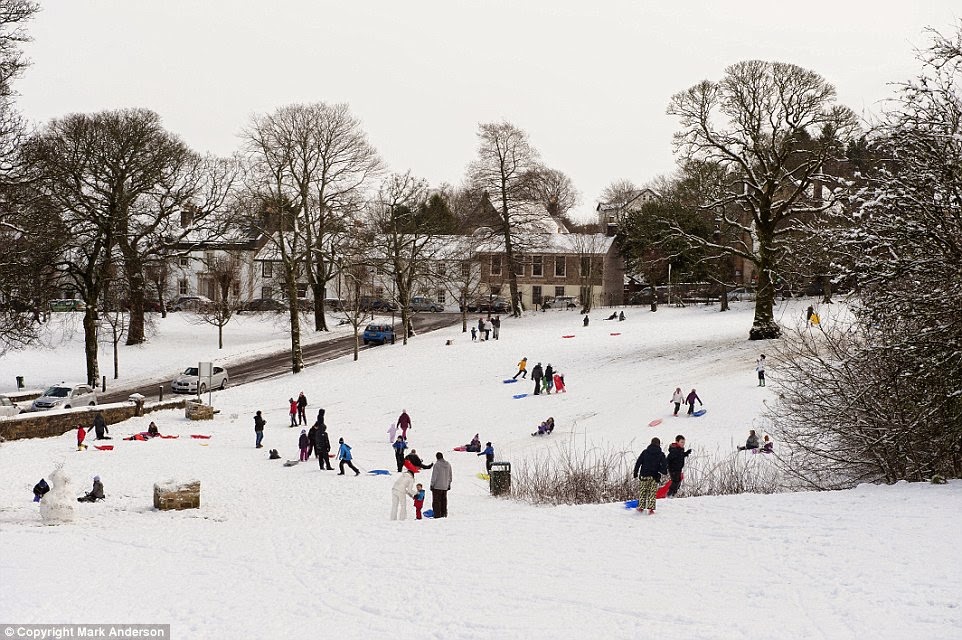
437, 289, 446, 304
179, 257, 190, 267
374, 286, 384, 298
180, 210, 193, 227
461, 261, 471, 279
178, 279, 189, 295
490, 255, 502, 276
555, 286, 565, 298
555, 257, 566, 277
261, 262, 273, 278
205, 251, 216, 266
532, 285, 542, 305
436, 261, 447, 277
232, 282, 241, 298
296, 284, 308, 298
514, 258, 524, 276
532, 255, 543, 277
580, 257, 591, 277
261, 286, 273, 300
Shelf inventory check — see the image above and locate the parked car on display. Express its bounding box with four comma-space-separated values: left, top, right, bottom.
359, 296, 398, 312
461, 297, 510, 313
408, 296, 443, 312
241, 298, 287, 312
627, 287, 669, 306
0, 394, 21, 417
727, 287, 757, 302
169, 295, 213, 312
49, 299, 86, 312
30, 383, 98, 411
121, 298, 163, 312
171, 366, 229, 394
541, 295, 578, 310
362, 323, 396, 345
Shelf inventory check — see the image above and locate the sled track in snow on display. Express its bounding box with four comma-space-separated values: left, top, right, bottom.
100, 313, 462, 404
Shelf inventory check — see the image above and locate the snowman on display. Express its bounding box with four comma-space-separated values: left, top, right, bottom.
40, 466, 75, 524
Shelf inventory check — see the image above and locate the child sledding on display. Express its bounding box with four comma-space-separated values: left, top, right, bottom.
531, 417, 556, 436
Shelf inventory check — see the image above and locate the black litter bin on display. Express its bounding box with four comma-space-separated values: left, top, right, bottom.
489, 461, 511, 496
15, 376, 24, 389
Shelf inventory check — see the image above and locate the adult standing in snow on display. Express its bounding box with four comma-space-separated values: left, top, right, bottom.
430, 452, 452, 518
315, 424, 333, 470
93, 412, 109, 440
491, 315, 501, 340
478, 441, 495, 472
253, 411, 266, 448
685, 389, 702, 416
296, 392, 308, 425
337, 438, 360, 476
531, 362, 544, 395
390, 470, 417, 520
513, 357, 528, 379
393, 436, 408, 472
806, 305, 814, 323
307, 423, 317, 459
633, 438, 667, 514
583, 314, 590, 327
477, 317, 485, 341
666, 435, 692, 498
756, 355, 766, 387
543, 364, 554, 394
397, 410, 412, 440
670, 388, 684, 417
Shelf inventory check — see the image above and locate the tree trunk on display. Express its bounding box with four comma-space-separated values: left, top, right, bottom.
112, 326, 119, 380
720, 282, 730, 312
82, 305, 100, 387
822, 275, 834, 304
218, 322, 223, 349
285, 272, 303, 373
124, 255, 147, 345
749, 234, 781, 340
353, 329, 359, 361
311, 283, 328, 331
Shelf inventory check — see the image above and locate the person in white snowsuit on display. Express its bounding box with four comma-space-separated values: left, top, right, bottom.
390, 470, 417, 520
670, 388, 684, 416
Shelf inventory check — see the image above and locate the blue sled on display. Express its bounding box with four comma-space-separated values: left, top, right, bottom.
503, 379, 518, 384
693, 409, 707, 417
624, 499, 639, 509
512, 394, 528, 399
423, 509, 434, 518
368, 469, 391, 475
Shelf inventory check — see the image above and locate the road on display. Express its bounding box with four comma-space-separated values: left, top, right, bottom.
101, 313, 463, 403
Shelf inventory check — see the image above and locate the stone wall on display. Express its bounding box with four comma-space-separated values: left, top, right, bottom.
0, 398, 187, 441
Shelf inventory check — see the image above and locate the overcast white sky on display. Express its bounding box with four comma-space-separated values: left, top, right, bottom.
15, 1, 961, 220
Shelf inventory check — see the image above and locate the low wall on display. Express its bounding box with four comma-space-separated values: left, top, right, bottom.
0, 398, 187, 441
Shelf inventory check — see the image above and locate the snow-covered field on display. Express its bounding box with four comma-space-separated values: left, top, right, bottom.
0, 311, 356, 393
1, 301, 959, 639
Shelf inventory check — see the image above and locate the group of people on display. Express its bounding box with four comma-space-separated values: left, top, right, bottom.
391, 450, 453, 520
603, 311, 627, 321
288, 392, 309, 427
33, 475, 103, 504
512, 357, 567, 396
74, 411, 111, 451
633, 435, 692, 514
531, 417, 555, 436
737, 429, 774, 454
470, 315, 502, 341
669, 388, 703, 416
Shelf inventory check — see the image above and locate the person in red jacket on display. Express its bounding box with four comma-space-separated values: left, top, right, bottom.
288, 398, 297, 427
397, 410, 412, 439
76, 425, 88, 451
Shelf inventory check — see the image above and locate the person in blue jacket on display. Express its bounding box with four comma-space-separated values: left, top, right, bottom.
337, 437, 360, 476
477, 441, 495, 472
393, 436, 408, 472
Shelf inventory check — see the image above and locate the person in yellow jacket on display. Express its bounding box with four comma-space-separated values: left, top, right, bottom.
512, 357, 528, 380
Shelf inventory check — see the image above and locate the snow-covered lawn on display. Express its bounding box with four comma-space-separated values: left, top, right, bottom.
0, 311, 357, 393
1, 300, 959, 639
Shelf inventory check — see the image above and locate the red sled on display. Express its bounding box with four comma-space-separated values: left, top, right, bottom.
159, 434, 179, 439
452, 446, 467, 452
562, 335, 575, 339
190, 434, 211, 439
94, 445, 114, 451
656, 473, 683, 499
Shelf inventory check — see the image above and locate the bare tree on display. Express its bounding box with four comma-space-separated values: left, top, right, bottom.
667, 60, 859, 339
531, 167, 580, 221
99, 272, 128, 380
333, 229, 375, 361
568, 229, 607, 313
434, 235, 484, 333
192, 253, 242, 349
467, 122, 547, 316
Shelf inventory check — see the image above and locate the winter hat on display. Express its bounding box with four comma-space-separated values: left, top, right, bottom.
339, 437, 344, 443
300, 429, 306, 434
93, 476, 100, 482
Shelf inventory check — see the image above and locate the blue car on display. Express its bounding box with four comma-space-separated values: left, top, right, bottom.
363, 323, 396, 345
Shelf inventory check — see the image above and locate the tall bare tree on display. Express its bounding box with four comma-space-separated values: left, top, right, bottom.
531, 167, 580, 221
668, 60, 859, 339
193, 253, 242, 349
467, 122, 546, 316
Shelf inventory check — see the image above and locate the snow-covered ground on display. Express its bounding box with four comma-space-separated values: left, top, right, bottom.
1, 300, 959, 639
0, 311, 357, 393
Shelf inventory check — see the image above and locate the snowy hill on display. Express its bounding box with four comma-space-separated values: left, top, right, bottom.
1, 301, 959, 639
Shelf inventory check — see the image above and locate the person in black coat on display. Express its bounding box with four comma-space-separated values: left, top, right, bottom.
296, 392, 308, 425
531, 363, 544, 395
93, 412, 110, 440
665, 435, 692, 498
403, 449, 434, 473
633, 438, 667, 514
315, 424, 333, 470
306, 424, 317, 459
